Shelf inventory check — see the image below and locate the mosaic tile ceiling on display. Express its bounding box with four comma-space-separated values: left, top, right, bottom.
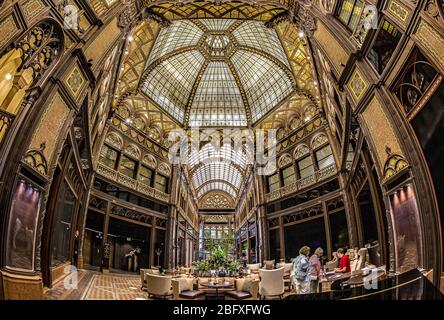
139, 19, 296, 127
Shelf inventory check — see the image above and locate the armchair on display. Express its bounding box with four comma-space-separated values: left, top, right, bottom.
246, 263, 261, 274
140, 268, 160, 290
263, 260, 275, 270
146, 274, 173, 299
259, 267, 285, 299
225, 277, 259, 300
172, 277, 205, 300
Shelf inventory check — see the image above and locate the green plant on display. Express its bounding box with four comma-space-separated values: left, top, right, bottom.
192, 260, 210, 272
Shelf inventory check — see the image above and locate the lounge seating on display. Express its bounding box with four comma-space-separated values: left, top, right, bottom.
140, 268, 160, 290
263, 260, 275, 270
172, 277, 204, 300
146, 274, 173, 299
246, 263, 261, 274
276, 262, 293, 291
259, 267, 285, 299
225, 277, 259, 300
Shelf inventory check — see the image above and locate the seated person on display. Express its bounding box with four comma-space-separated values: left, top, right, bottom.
334, 248, 351, 273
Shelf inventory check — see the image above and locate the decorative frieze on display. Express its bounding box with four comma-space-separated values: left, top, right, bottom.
265, 163, 337, 202
111, 204, 153, 224
386, 0, 411, 27
96, 162, 170, 203
65, 65, 86, 98
347, 68, 368, 104
0, 15, 19, 50
414, 18, 444, 73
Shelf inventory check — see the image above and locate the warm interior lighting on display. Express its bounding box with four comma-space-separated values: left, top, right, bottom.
5, 73, 12, 80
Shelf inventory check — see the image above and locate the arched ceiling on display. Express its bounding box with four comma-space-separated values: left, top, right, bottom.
139, 19, 296, 127
113, 9, 321, 205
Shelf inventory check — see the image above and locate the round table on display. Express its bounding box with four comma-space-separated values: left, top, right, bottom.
201, 280, 234, 299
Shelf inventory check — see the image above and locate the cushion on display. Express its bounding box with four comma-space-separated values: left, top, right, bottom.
263, 260, 275, 270
177, 278, 194, 292
241, 277, 253, 293
179, 290, 205, 299
225, 291, 252, 299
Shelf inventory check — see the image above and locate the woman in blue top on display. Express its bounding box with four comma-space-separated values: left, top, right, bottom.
291, 246, 311, 294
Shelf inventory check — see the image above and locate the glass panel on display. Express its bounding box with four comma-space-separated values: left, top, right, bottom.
269, 228, 281, 262
51, 180, 76, 266
338, 0, 355, 26
189, 62, 247, 127
192, 162, 243, 189
154, 229, 166, 268
232, 20, 290, 68
141, 51, 206, 122
367, 20, 402, 74
357, 181, 379, 245
329, 210, 349, 253
348, 0, 364, 31
297, 155, 314, 179
316, 145, 335, 170
389, 185, 421, 273
99, 144, 118, 169
154, 174, 168, 193
108, 218, 150, 271
6, 180, 41, 270
200, 19, 235, 31
119, 156, 136, 178
284, 218, 327, 261
147, 20, 204, 65
268, 172, 280, 192
138, 165, 153, 186
232, 50, 294, 122
198, 181, 237, 198
282, 165, 296, 186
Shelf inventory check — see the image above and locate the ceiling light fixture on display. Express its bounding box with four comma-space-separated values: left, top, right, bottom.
298, 31, 305, 38
127, 35, 134, 42
5, 73, 12, 81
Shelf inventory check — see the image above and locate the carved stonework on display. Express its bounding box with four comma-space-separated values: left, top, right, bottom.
425, 0, 440, 20
15, 21, 62, 83
347, 68, 368, 103
383, 147, 409, 181
200, 193, 233, 209
111, 205, 153, 224
293, 144, 310, 159
22, 142, 48, 176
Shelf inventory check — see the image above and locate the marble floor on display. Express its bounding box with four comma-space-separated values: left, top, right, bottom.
44, 270, 146, 300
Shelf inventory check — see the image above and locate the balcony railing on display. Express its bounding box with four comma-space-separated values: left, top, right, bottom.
266, 164, 338, 202
0, 109, 15, 147
96, 162, 170, 203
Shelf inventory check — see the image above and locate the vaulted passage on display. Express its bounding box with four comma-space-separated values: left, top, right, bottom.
0, 0, 443, 302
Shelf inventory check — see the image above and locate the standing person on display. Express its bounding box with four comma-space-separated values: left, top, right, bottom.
73, 230, 80, 267
334, 248, 351, 273
292, 246, 311, 294
309, 247, 324, 293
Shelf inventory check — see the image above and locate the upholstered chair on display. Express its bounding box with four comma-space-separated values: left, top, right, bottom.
225, 277, 259, 300
276, 262, 293, 291
146, 274, 173, 299
172, 277, 205, 300
353, 248, 368, 273
263, 260, 275, 270
259, 267, 285, 299
141, 268, 161, 290
246, 263, 261, 274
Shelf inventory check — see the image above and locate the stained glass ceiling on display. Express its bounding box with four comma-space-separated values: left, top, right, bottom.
139, 19, 296, 127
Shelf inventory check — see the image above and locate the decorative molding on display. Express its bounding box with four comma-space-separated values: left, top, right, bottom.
65, 65, 86, 97
414, 18, 444, 73
383, 147, 409, 182
347, 68, 368, 104
0, 15, 18, 50
266, 163, 337, 201
21, 0, 47, 22
386, 0, 411, 27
